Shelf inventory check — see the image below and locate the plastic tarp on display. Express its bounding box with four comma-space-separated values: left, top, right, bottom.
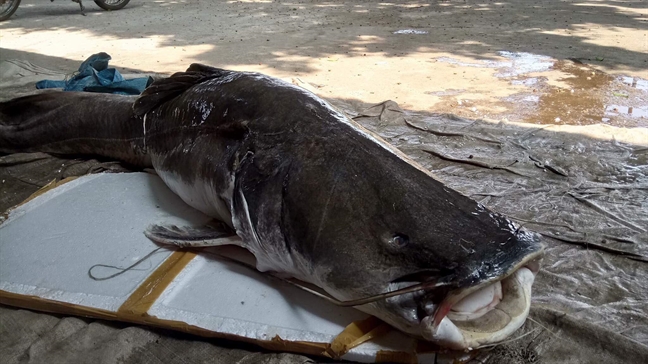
1, 60, 647, 363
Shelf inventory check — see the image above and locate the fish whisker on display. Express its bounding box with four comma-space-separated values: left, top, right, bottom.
277, 276, 451, 307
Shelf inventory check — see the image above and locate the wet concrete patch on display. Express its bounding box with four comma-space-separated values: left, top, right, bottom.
510, 78, 539, 87
431, 52, 646, 128
606, 105, 648, 119
495, 51, 554, 78
436, 56, 508, 69
511, 61, 647, 126
425, 89, 466, 96
436, 51, 554, 77
393, 29, 428, 35
621, 76, 648, 91
523, 61, 614, 125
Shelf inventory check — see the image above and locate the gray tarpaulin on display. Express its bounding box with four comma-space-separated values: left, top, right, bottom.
1, 60, 647, 363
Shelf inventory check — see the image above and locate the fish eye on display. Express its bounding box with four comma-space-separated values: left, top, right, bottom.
390, 234, 409, 248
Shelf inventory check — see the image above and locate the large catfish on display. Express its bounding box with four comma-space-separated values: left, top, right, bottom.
0, 64, 544, 349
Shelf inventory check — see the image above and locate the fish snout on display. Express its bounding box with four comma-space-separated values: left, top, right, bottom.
361, 228, 545, 350
419, 260, 540, 350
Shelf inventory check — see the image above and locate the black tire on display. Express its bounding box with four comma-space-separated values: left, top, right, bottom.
0, 0, 20, 21
94, 0, 130, 11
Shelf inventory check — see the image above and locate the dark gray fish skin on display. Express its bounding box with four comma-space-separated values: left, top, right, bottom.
0, 64, 544, 348
0, 92, 150, 167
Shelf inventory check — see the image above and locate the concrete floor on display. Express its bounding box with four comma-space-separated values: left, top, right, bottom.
1, 0, 646, 127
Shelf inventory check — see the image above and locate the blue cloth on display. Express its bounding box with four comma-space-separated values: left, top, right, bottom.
36, 53, 152, 95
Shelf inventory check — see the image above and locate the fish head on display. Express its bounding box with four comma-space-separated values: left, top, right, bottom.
283, 126, 545, 350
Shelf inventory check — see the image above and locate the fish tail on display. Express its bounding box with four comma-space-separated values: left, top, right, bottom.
0, 91, 151, 167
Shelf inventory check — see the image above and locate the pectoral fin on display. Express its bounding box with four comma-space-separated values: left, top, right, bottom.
144, 220, 238, 248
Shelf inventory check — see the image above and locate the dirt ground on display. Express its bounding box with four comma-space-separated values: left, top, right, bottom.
1, 0, 646, 127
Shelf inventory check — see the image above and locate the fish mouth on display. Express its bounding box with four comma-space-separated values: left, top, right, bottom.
417, 257, 542, 350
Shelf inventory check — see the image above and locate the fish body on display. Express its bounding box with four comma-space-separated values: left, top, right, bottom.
0, 64, 544, 349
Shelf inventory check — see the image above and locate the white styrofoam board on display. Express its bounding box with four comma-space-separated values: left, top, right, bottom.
148, 252, 368, 343
0, 172, 435, 363
0, 173, 210, 311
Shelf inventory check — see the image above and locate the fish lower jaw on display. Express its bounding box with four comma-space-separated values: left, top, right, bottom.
420, 266, 536, 350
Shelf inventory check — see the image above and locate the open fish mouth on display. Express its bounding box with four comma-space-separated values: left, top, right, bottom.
416, 259, 542, 350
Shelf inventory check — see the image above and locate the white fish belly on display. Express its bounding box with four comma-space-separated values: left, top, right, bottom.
157, 169, 234, 226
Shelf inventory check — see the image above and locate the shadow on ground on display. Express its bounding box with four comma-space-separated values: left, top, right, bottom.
1, 0, 646, 74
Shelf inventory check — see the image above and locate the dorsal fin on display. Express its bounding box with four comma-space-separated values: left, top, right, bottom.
133, 64, 229, 116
